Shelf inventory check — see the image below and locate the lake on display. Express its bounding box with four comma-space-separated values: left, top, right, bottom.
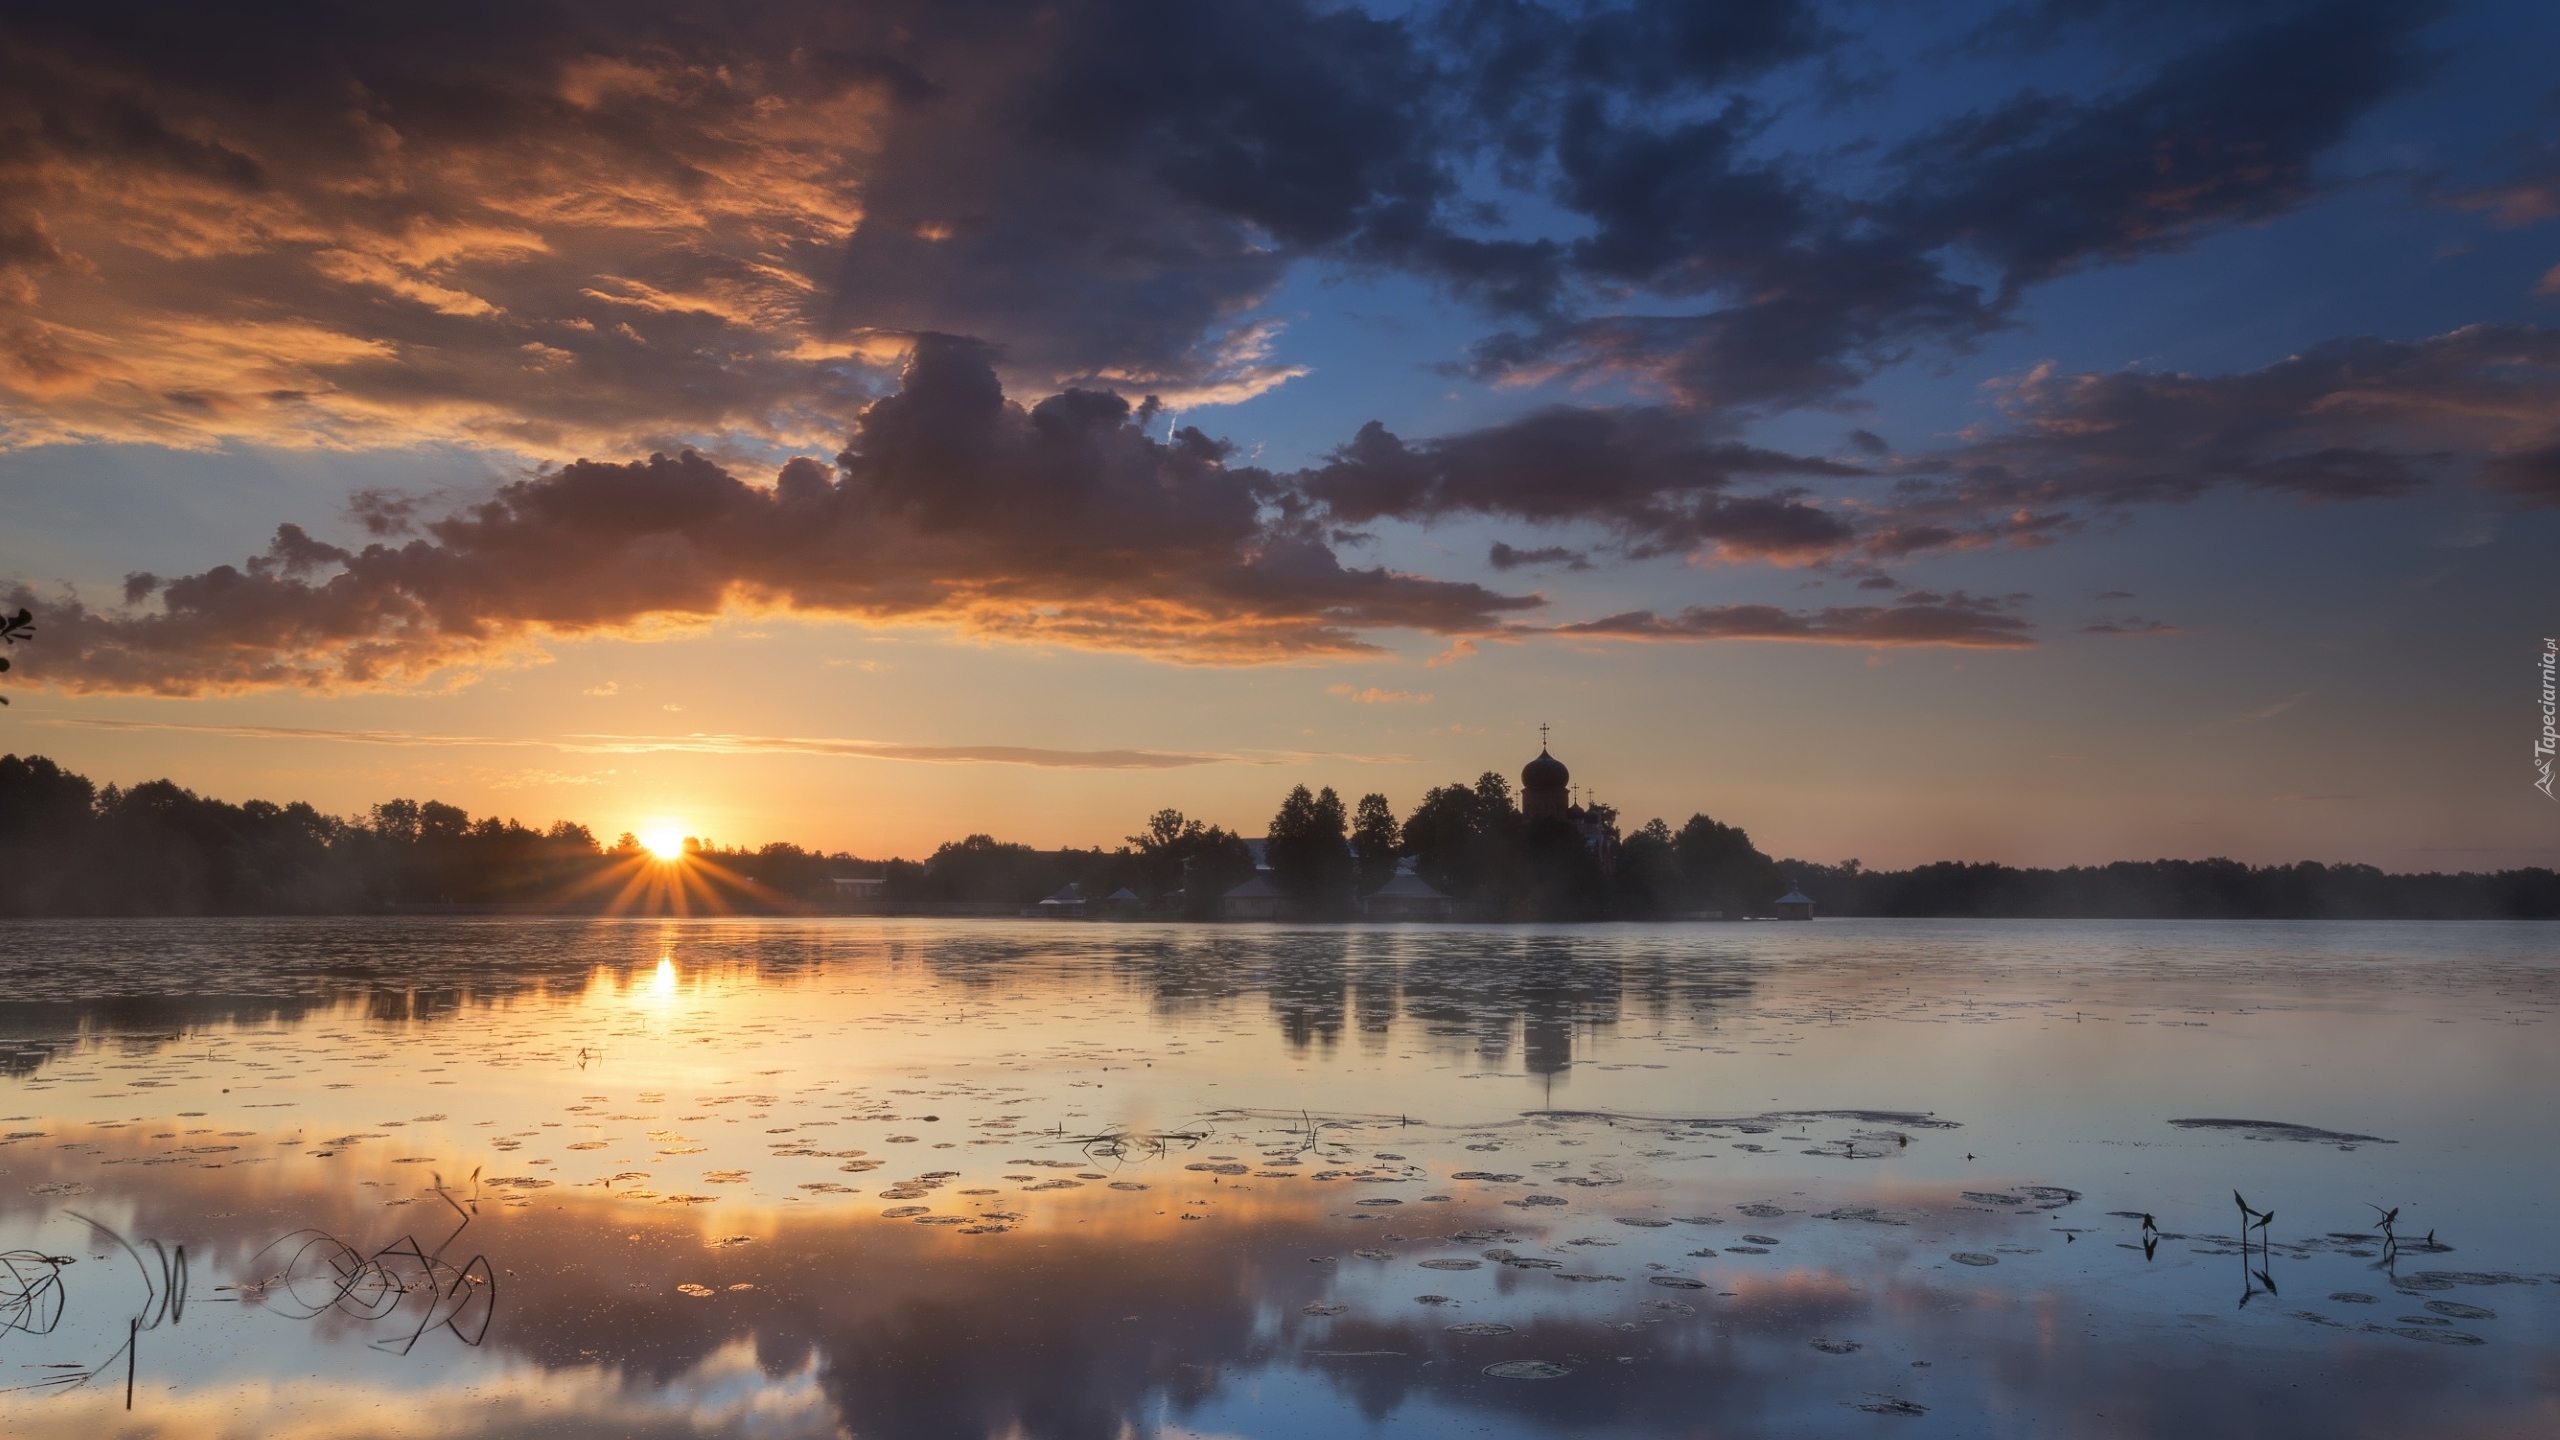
0, 917, 2553, 1438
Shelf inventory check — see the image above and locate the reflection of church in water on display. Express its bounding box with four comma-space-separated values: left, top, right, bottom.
1521, 725, 1616, 861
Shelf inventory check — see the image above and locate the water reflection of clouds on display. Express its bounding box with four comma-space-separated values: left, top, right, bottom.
1, 1341, 845, 1440
3, 1170, 2526, 1440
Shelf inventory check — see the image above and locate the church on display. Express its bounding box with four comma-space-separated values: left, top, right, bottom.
1520, 726, 1617, 861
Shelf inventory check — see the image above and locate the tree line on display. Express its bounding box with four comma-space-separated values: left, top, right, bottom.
1785, 857, 2560, 920
0, 753, 851, 915
2, 752, 2551, 919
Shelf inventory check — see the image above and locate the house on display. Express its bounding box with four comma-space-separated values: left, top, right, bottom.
1774, 886, 1815, 920
828, 876, 887, 906
1038, 883, 1090, 918
1362, 861, 1452, 921
1102, 886, 1144, 918
1222, 872, 1285, 920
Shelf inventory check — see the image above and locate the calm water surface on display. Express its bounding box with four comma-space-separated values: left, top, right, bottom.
0, 918, 2553, 1438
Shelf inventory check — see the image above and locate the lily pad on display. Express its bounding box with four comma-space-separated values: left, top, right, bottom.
1483, 1360, 1571, 1379
2425, 1301, 2496, 1320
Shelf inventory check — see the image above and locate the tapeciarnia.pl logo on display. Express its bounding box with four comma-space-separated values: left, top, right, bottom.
2539, 638, 2557, 800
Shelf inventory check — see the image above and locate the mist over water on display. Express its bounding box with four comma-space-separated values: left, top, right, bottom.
0, 918, 2553, 1437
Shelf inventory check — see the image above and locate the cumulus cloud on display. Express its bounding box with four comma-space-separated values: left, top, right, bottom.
8, 338, 1538, 692
1555, 591, 2036, 649
26, 317, 2550, 689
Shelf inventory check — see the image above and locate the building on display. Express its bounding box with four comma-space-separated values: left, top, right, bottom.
1774, 886, 1815, 920
827, 876, 887, 906
1521, 727, 1617, 862
1038, 883, 1090, 918
1102, 886, 1144, 918
1362, 860, 1453, 921
1521, 736, 1571, 821
1222, 872, 1285, 920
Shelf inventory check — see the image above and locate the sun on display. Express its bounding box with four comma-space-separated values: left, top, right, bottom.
640, 824, 687, 861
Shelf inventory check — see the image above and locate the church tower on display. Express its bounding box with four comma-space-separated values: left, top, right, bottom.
1521, 724, 1569, 823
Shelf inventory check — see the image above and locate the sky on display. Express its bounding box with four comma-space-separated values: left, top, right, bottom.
2, 0, 2556, 870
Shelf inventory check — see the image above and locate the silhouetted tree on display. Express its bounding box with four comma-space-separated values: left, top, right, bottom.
1401, 771, 1522, 913
1177, 830, 1258, 920
904, 834, 1059, 904
1674, 813, 1785, 917
1610, 818, 1682, 918
0, 606, 31, 704
1267, 784, 1353, 919
1351, 792, 1401, 896
1124, 808, 1255, 915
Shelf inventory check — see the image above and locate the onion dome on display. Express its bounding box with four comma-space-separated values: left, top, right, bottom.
1522, 748, 1569, 792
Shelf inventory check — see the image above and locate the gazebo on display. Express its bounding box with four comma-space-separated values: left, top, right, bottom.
1774, 886, 1815, 921
1362, 862, 1453, 921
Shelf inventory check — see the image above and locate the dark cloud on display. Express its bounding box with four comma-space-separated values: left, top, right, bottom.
9, 338, 1538, 692
0, 1, 2445, 454
1486, 542, 1589, 571
1458, 1, 2439, 412
1557, 591, 2037, 648
1301, 406, 1861, 560
1893, 325, 2560, 531
1885, 0, 2445, 297
2480, 441, 2560, 503
1444, 0, 1836, 120
0, 1, 1454, 451
1284, 322, 2560, 586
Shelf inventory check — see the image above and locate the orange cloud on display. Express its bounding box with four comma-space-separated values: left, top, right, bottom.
11, 339, 1538, 692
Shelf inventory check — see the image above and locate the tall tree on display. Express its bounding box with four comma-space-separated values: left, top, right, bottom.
1402, 771, 1522, 915
1611, 817, 1682, 918
1267, 784, 1353, 919
1674, 813, 1784, 918
1126, 807, 1253, 914
1350, 792, 1401, 896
